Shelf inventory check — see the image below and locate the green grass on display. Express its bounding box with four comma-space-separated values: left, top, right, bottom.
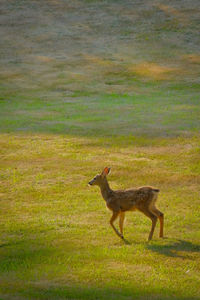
0, 0, 200, 299
0, 87, 200, 137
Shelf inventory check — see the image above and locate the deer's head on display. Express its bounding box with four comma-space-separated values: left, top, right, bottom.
88, 167, 111, 186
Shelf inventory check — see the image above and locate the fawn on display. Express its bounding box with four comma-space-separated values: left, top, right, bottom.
89, 167, 164, 242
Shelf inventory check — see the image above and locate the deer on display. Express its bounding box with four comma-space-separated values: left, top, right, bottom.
88, 167, 164, 242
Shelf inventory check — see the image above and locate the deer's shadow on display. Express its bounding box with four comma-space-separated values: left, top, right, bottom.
146, 238, 200, 258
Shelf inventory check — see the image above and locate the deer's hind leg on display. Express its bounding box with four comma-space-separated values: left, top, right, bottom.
150, 207, 164, 238
139, 208, 157, 241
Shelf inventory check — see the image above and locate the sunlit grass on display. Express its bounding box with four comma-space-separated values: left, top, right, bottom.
0, 133, 200, 299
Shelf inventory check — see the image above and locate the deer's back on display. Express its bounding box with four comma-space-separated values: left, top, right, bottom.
106, 186, 159, 212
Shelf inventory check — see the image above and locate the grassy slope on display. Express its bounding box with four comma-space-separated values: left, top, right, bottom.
0, 0, 200, 299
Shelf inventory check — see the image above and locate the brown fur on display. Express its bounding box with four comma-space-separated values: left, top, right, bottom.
89, 167, 164, 241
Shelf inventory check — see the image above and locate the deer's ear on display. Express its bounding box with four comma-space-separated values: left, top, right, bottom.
101, 167, 111, 177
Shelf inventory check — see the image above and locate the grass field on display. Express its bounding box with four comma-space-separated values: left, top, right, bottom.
0, 0, 200, 299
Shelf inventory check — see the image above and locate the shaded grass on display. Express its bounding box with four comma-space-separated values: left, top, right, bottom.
0, 87, 200, 137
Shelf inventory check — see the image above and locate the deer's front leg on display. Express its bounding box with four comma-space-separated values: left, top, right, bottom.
110, 211, 124, 240
119, 212, 125, 238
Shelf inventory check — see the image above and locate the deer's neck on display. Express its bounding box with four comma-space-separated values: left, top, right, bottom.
99, 178, 112, 201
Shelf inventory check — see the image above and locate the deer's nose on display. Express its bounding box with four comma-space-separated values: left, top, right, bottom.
88, 181, 92, 186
